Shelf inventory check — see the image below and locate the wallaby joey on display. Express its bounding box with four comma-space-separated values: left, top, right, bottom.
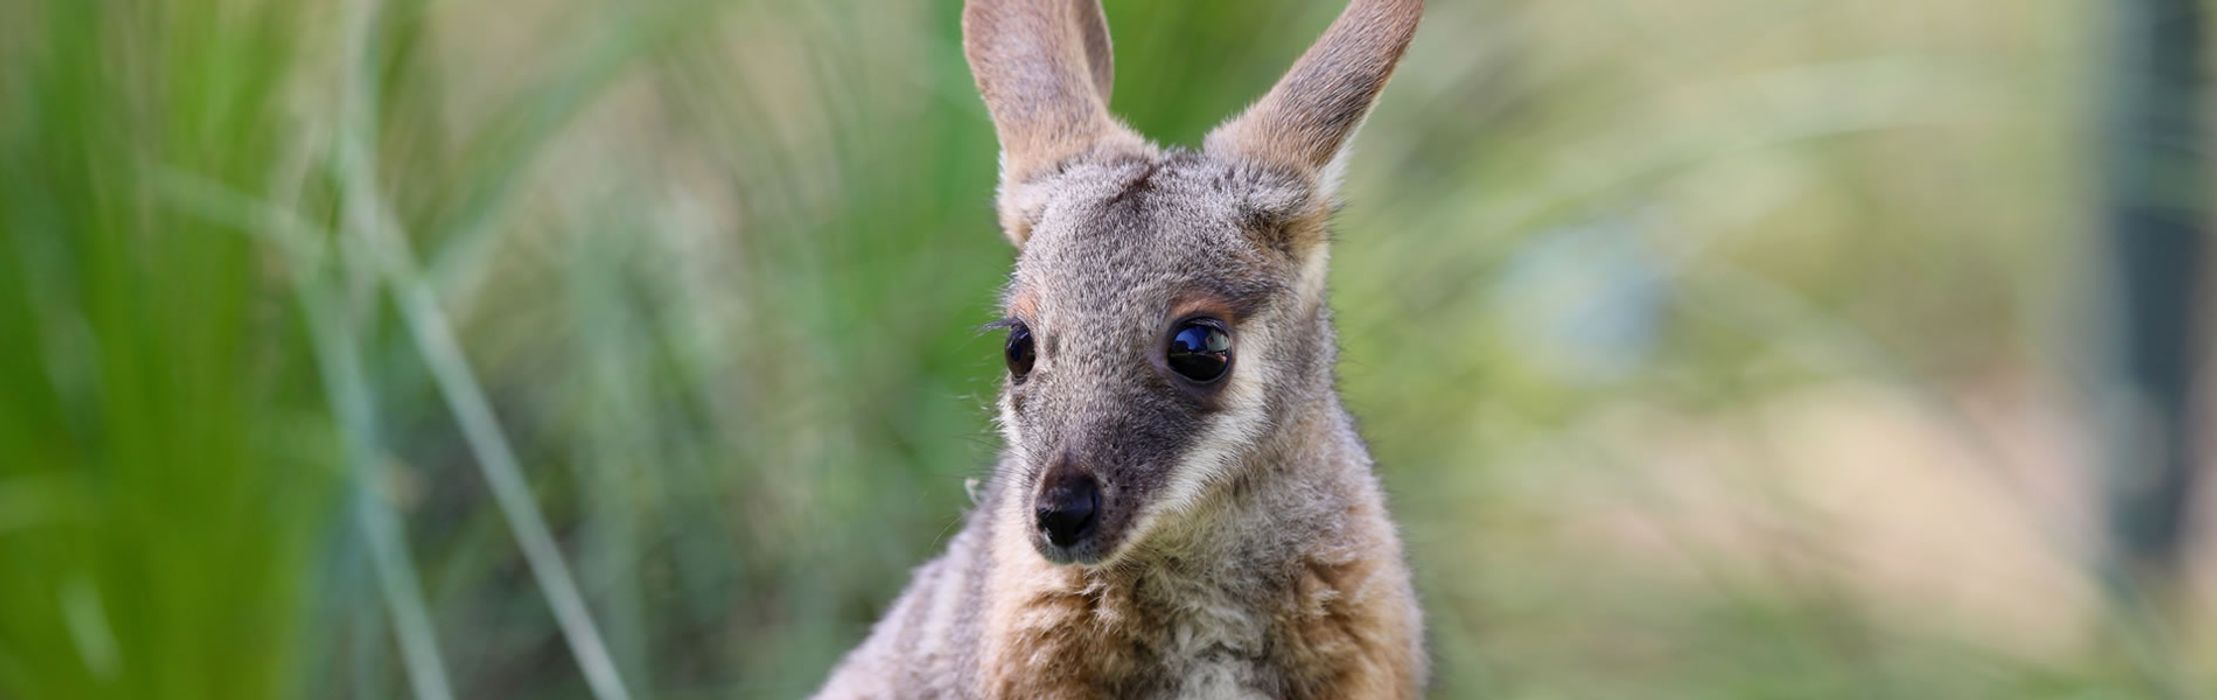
816, 0, 1426, 697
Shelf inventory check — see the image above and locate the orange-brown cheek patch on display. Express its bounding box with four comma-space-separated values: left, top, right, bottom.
1277, 206, 1333, 255
1006, 291, 1039, 322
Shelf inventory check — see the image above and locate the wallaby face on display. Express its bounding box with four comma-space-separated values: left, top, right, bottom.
814, 1, 1426, 696
996, 156, 1334, 565
975, 0, 1420, 567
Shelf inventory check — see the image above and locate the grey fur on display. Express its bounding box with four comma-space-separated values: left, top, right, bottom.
815, 1, 1424, 697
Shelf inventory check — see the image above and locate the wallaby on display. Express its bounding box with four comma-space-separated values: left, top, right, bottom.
815, 0, 1425, 697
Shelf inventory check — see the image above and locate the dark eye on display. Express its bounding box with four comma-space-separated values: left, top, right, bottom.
1005, 323, 1036, 381
1165, 319, 1232, 383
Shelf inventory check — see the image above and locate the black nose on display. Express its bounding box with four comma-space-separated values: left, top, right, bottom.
1034, 471, 1100, 548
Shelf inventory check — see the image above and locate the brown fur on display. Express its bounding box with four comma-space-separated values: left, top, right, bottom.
978, 466, 1423, 700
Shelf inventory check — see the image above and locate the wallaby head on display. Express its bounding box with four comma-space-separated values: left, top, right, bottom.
965, 0, 1421, 566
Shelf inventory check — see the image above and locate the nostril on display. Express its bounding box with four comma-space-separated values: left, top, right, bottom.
1034, 472, 1100, 548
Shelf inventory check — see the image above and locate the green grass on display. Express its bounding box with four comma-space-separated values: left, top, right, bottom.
1, 2, 328, 697
0, 0, 2192, 697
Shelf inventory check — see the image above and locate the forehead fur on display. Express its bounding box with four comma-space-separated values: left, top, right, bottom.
999, 150, 1328, 320
1001, 149, 1319, 241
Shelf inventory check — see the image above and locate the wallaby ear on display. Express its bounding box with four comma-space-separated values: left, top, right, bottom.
1071, 0, 1115, 105
1205, 0, 1422, 192
965, 0, 1136, 244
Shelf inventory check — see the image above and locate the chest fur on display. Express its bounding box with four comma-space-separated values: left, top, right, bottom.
978, 547, 1403, 700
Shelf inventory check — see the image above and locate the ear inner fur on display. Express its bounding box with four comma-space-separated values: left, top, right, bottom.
1072, 0, 1116, 105
964, 0, 1146, 244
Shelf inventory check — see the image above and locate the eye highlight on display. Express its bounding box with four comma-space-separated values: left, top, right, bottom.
1004, 322, 1036, 381
1165, 319, 1232, 383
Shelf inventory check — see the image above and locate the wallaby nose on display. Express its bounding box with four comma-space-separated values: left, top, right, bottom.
1034, 470, 1100, 548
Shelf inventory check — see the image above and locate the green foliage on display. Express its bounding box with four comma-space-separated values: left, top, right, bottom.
0, 1, 330, 698
0, 0, 2188, 698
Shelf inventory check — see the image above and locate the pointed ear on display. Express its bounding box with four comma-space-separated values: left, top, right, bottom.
1205, 0, 1422, 191
965, 0, 1137, 243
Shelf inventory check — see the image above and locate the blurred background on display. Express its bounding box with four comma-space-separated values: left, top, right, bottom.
1, 0, 2212, 697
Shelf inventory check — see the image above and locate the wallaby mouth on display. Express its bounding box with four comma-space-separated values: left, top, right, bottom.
1030, 466, 1115, 564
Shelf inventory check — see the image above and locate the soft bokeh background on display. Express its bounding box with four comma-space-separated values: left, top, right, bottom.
3, 0, 2213, 697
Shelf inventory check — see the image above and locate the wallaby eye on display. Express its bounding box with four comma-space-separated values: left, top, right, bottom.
1165, 320, 1232, 383
1005, 323, 1036, 381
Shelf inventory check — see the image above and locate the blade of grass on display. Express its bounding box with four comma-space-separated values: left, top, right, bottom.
335, 1, 631, 697
152, 166, 460, 700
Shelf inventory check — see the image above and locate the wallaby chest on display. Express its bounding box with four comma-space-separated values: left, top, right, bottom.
980, 519, 1405, 700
